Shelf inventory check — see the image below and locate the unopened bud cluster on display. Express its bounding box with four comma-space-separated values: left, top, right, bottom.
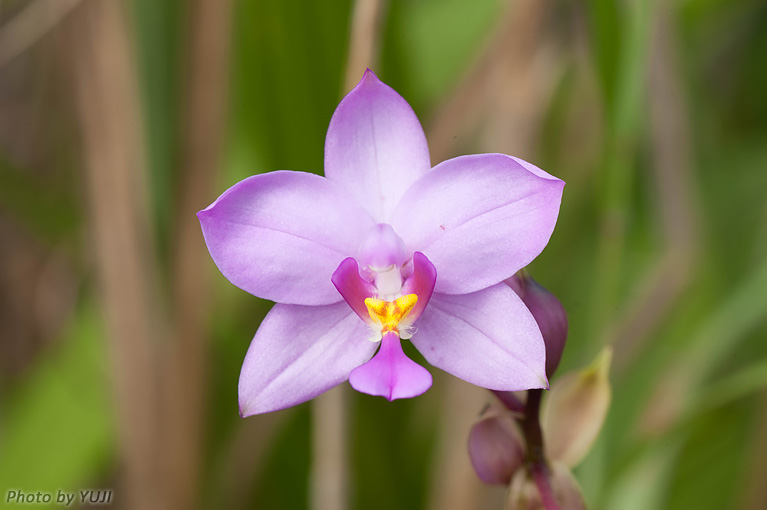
469, 271, 611, 510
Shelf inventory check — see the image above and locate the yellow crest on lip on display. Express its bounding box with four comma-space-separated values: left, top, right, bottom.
364, 294, 418, 334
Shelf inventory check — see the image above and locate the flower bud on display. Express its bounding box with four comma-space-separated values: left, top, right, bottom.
468, 410, 525, 485
541, 348, 612, 467
506, 462, 586, 510
506, 273, 568, 377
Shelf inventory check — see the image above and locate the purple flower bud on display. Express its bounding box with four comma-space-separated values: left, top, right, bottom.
468, 411, 524, 485
507, 273, 568, 377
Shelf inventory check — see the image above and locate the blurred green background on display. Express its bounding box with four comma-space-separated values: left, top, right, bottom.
1, 0, 766, 509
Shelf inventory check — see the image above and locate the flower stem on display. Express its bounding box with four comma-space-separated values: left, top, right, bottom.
521, 390, 545, 464
520, 389, 560, 510
530, 462, 560, 510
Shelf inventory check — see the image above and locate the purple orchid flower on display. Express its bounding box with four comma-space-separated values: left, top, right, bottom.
198, 70, 564, 416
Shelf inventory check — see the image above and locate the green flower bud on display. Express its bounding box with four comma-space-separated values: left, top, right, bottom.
541, 348, 612, 467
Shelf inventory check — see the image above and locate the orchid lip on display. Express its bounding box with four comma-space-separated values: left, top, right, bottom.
348, 331, 433, 401
331, 250, 437, 339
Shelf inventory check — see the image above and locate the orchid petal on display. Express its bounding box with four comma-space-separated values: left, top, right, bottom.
331, 257, 376, 325
349, 331, 432, 401
198, 170, 374, 305
324, 70, 431, 222
507, 155, 563, 181
412, 284, 548, 391
399, 251, 437, 329
391, 154, 564, 294
238, 302, 377, 416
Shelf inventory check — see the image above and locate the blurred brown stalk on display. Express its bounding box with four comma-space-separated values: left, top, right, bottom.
70, 0, 232, 508
72, 2, 164, 508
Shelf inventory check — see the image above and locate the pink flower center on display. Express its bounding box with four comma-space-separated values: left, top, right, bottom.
330, 221, 438, 401
332, 224, 436, 340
